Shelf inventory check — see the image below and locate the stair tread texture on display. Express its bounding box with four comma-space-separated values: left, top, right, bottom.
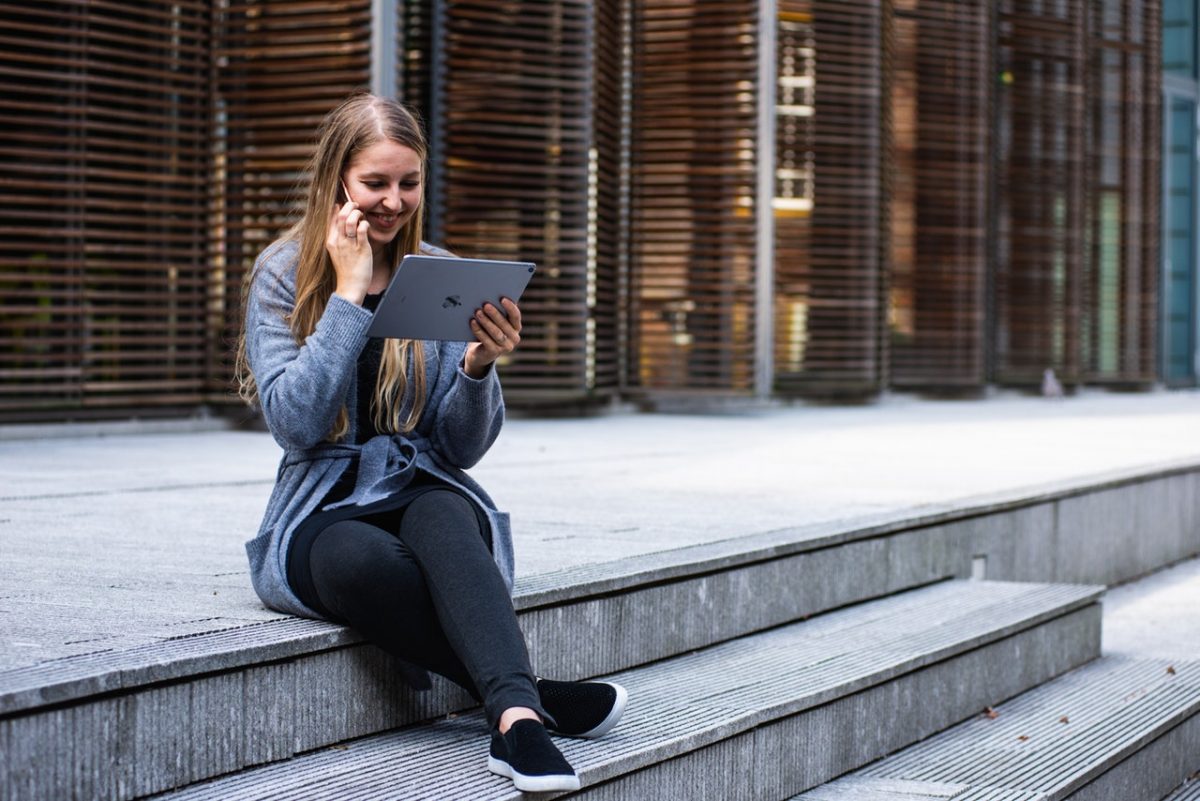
796, 655, 1200, 801
1164, 776, 1200, 801
144, 580, 1099, 800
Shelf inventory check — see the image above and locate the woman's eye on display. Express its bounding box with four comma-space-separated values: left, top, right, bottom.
401, 182, 421, 189
365, 182, 385, 189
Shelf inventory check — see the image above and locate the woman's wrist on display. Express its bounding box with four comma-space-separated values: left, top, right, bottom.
462, 353, 492, 379
333, 284, 367, 306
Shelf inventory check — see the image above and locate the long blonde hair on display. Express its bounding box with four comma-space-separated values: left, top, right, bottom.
236, 93, 428, 441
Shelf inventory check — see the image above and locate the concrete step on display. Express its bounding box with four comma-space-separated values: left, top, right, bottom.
1, 509, 1012, 801
135, 580, 1101, 800
795, 656, 1200, 801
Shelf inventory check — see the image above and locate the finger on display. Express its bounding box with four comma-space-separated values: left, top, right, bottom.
472, 314, 509, 350
345, 209, 363, 239
469, 318, 500, 351
483, 303, 520, 343
474, 309, 509, 346
500, 297, 522, 330
326, 206, 345, 249
356, 219, 369, 242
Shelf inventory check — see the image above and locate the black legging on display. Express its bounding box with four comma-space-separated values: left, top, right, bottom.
287, 489, 546, 729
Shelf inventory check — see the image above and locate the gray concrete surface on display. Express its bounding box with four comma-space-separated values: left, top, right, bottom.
3, 389, 1200, 675
1104, 555, 1200, 660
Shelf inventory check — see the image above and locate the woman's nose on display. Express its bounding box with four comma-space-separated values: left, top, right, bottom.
382, 187, 402, 211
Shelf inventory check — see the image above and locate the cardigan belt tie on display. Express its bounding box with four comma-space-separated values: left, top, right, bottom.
284, 434, 433, 510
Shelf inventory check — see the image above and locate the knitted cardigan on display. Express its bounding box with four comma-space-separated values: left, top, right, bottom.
242, 238, 512, 620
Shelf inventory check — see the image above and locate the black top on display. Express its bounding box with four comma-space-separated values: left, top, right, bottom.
352, 292, 386, 444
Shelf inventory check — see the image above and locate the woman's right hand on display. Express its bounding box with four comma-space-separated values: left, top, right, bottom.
325, 199, 373, 305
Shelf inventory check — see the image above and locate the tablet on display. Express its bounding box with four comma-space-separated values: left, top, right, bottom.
366, 255, 536, 341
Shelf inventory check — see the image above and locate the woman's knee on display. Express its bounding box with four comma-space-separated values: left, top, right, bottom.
308, 520, 418, 595
407, 489, 476, 519
401, 490, 484, 542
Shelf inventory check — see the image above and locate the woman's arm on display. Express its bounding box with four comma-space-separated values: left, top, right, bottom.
429, 341, 505, 469
429, 292, 522, 467
246, 252, 372, 451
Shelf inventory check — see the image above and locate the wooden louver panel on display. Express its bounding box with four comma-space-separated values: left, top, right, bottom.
629, 0, 759, 394
887, 0, 990, 389
209, 0, 371, 396
0, 1, 211, 421
773, 0, 886, 395
432, 0, 621, 403
1082, 0, 1160, 383
993, 0, 1087, 385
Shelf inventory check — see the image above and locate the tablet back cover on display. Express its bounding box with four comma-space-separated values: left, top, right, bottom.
366, 255, 536, 341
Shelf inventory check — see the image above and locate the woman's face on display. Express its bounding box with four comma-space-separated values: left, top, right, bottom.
342, 139, 424, 250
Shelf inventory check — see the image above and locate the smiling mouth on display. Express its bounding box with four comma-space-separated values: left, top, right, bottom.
369, 212, 399, 227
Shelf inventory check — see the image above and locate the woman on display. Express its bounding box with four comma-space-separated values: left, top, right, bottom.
236, 92, 625, 793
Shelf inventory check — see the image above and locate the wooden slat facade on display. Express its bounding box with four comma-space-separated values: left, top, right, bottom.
629, 0, 760, 394
773, 0, 888, 395
426, 0, 623, 404
887, 0, 990, 388
0, 1, 211, 419
208, 0, 372, 396
1082, 0, 1161, 383
0, 1, 1170, 422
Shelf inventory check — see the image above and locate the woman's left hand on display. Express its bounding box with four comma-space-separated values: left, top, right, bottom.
464, 297, 522, 378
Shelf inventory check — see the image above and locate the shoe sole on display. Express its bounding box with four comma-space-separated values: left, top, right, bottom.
488, 755, 582, 793
576, 681, 628, 738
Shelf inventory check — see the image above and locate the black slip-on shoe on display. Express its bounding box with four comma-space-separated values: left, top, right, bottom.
537, 678, 628, 739
488, 719, 581, 793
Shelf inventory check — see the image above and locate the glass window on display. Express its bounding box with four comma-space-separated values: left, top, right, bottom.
1165, 98, 1197, 382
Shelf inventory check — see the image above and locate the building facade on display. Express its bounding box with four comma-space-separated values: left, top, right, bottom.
0, 0, 1183, 422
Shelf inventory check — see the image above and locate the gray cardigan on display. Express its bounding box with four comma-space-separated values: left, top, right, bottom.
243, 238, 512, 620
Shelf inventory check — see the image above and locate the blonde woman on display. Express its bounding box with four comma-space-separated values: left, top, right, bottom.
237, 93, 625, 793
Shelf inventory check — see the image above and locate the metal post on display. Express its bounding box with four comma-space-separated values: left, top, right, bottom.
755, 0, 778, 399
371, 0, 398, 98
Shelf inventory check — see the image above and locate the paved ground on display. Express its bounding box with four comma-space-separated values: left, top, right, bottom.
4, 389, 1200, 674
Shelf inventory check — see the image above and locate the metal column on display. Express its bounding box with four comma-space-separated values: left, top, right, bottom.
755, 0, 778, 399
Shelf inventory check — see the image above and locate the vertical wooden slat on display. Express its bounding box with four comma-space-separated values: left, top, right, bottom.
630, 0, 759, 395
994, 0, 1087, 385
0, 1, 211, 420
888, 0, 990, 389
209, 0, 372, 397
